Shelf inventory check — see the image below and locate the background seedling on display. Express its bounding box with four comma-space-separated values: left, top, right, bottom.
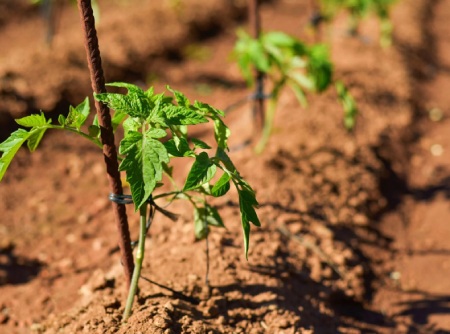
316, 0, 397, 47
233, 30, 349, 152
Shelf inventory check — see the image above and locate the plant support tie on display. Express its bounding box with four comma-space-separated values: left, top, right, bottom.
251, 92, 272, 101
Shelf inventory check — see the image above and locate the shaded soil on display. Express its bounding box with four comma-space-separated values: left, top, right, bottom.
0, 0, 449, 333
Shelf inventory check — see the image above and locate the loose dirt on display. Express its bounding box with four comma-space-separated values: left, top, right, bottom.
0, 0, 449, 333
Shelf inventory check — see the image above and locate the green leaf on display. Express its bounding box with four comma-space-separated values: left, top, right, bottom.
95, 83, 151, 119
238, 188, 260, 227
290, 72, 315, 92
150, 92, 173, 108
88, 125, 100, 138
263, 42, 285, 68
194, 206, 209, 240
15, 112, 47, 128
164, 105, 208, 125
147, 106, 167, 127
248, 39, 270, 73
119, 144, 146, 209
12, 112, 50, 152
263, 31, 296, 48
193, 101, 225, 117
27, 128, 47, 152
167, 86, 190, 107
237, 52, 253, 85
216, 147, 236, 173
144, 86, 154, 99
119, 131, 142, 155
164, 137, 192, 157
204, 204, 225, 227
64, 97, 90, 130
287, 80, 308, 107
336, 81, 358, 130
214, 119, 230, 149
237, 187, 260, 259
147, 128, 167, 139
58, 114, 66, 126
307, 44, 333, 92
92, 115, 99, 127
0, 129, 30, 181
162, 162, 173, 177
119, 133, 169, 209
194, 204, 225, 239
183, 152, 216, 191
111, 110, 127, 132
191, 138, 211, 149
233, 29, 262, 85
211, 172, 231, 197
123, 117, 141, 136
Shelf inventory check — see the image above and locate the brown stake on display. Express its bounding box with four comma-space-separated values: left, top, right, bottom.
248, 0, 265, 136
77, 0, 134, 287
309, 0, 323, 42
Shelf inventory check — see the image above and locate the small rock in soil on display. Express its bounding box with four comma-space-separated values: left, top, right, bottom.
0, 312, 9, 324
163, 301, 175, 313
153, 314, 171, 329
202, 305, 219, 317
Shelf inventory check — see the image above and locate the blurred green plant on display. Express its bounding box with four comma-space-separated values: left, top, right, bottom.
317, 0, 397, 47
233, 30, 357, 152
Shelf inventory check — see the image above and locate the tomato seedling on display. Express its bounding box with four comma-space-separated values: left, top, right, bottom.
317, 0, 397, 47
233, 30, 356, 152
0, 83, 260, 321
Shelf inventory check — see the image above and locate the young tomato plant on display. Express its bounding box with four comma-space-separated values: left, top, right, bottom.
233, 30, 355, 152
0, 83, 260, 322
317, 0, 397, 47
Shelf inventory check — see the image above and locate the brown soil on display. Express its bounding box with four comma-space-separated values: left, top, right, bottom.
0, 0, 449, 333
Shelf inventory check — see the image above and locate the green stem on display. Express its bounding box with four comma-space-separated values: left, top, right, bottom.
50, 125, 125, 161
152, 190, 183, 201
254, 96, 278, 154
122, 204, 148, 322
49, 125, 103, 149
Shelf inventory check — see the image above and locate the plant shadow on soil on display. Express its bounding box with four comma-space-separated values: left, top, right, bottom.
368, 0, 450, 328
396, 293, 450, 326
209, 144, 401, 331
0, 244, 43, 285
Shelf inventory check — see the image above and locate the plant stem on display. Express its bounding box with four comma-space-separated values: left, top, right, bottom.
123, 204, 148, 322
76, 0, 134, 288
254, 96, 277, 154
204, 226, 211, 297
248, 0, 265, 136
55, 126, 103, 149
152, 190, 183, 201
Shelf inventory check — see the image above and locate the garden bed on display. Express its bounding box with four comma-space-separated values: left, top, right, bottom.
1, 0, 449, 333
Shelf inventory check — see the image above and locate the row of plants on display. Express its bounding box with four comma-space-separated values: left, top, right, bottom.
230, 0, 397, 153
0, 0, 398, 323
316, 0, 398, 47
